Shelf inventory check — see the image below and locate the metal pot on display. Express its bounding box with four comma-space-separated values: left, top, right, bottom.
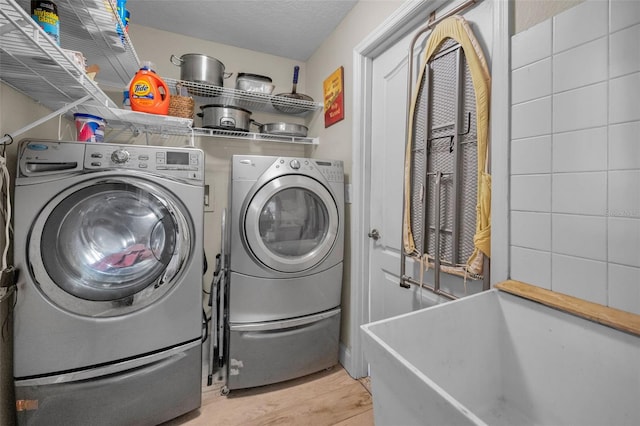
198, 104, 252, 131
170, 53, 232, 87
251, 121, 308, 137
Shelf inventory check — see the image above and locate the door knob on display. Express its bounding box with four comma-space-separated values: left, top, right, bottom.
368, 229, 380, 240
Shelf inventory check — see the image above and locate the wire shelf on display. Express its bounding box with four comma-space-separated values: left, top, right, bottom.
56, 0, 140, 88
0, 0, 195, 138
1, 0, 139, 91
0, 0, 117, 110
78, 105, 193, 135
0, 0, 320, 145
165, 78, 323, 116
192, 127, 318, 145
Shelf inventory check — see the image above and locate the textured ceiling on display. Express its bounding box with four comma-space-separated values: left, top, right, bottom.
126, 0, 358, 61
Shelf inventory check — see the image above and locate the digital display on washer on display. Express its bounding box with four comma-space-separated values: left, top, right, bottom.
166, 152, 189, 165
316, 161, 332, 166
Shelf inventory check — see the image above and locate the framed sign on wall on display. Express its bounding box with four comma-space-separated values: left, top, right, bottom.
323, 66, 344, 128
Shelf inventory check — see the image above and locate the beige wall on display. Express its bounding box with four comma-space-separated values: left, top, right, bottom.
306, 1, 405, 167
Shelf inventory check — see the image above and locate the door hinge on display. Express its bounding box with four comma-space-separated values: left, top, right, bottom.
16, 399, 39, 412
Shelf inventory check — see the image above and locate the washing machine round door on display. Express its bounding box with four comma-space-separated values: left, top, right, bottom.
244, 175, 339, 272
29, 177, 192, 317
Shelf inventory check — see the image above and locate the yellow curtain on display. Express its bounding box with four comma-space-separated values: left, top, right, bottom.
403, 15, 491, 275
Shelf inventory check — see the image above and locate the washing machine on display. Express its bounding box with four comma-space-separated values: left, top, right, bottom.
224, 155, 344, 391
13, 140, 204, 425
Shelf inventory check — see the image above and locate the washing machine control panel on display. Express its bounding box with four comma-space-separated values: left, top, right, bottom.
84, 143, 204, 182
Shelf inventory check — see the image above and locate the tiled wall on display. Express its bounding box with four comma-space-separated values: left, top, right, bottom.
510, 0, 640, 314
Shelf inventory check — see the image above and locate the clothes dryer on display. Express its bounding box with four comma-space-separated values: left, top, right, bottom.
228, 155, 344, 322
224, 155, 344, 391
13, 140, 204, 425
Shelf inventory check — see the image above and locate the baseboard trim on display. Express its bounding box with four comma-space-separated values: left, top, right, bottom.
338, 342, 356, 378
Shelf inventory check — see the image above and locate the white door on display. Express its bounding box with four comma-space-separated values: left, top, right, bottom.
368, 30, 428, 322
368, 27, 456, 323
368, 2, 500, 321
367, 0, 496, 322
349, 0, 507, 380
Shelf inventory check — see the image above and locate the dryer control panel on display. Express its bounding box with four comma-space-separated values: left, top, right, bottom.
233, 155, 344, 185
270, 158, 344, 183
312, 159, 344, 183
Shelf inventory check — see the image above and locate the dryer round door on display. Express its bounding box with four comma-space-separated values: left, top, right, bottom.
244, 175, 339, 273
28, 177, 193, 317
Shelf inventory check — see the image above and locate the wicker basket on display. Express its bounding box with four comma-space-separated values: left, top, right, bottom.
168, 95, 195, 119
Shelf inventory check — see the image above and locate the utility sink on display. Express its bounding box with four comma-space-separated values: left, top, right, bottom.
361, 282, 640, 426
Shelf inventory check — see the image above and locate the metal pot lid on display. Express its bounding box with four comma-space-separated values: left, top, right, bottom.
199, 104, 252, 114
236, 73, 272, 82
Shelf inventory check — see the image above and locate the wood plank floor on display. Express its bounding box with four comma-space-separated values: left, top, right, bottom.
162, 366, 374, 426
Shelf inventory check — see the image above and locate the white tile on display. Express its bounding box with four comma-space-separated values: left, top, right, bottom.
552, 172, 607, 215
512, 97, 552, 139
610, 73, 640, 124
512, 58, 552, 104
554, 37, 608, 92
610, 24, 640, 78
611, 0, 640, 32
553, 83, 607, 133
609, 170, 640, 219
608, 263, 640, 315
553, 214, 607, 261
609, 121, 640, 169
512, 19, 552, 69
551, 253, 607, 304
511, 135, 552, 175
511, 175, 551, 212
510, 246, 551, 289
511, 211, 551, 250
553, 127, 607, 172
608, 217, 640, 267
553, 0, 608, 53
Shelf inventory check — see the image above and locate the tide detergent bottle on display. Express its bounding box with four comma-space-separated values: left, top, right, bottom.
129, 61, 170, 115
